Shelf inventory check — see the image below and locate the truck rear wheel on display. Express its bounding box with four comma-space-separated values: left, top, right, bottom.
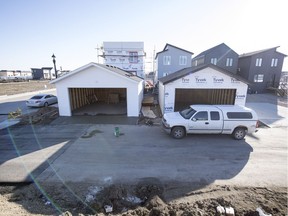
171, 127, 185, 139
232, 127, 246, 140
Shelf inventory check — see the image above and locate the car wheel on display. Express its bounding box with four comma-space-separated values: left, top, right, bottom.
44, 102, 49, 107
171, 127, 185, 139
232, 127, 246, 140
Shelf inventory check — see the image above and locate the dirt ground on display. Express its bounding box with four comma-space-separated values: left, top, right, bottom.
0, 80, 55, 96
0, 82, 287, 215
0, 180, 287, 216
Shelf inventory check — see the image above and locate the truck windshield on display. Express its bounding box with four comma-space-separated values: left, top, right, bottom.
179, 107, 196, 119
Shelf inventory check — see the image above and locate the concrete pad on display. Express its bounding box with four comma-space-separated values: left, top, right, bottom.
0, 119, 20, 130
246, 102, 288, 128
0, 124, 90, 182
73, 102, 127, 116
36, 125, 287, 188
0, 142, 68, 182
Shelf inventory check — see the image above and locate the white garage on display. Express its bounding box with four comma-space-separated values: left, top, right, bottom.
51, 62, 144, 117
158, 65, 249, 114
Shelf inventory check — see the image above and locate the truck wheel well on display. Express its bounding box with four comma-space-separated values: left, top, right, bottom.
233, 126, 247, 132
172, 126, 186, 133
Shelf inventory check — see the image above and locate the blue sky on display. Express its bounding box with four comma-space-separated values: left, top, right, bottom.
1, 0, 287, 72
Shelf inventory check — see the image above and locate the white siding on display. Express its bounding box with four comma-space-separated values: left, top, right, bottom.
158, 82, 165, 114
54, 64, 143, 117
159, 67, 248, 114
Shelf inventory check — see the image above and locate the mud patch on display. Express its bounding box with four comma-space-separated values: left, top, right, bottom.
81, 129, 103, 138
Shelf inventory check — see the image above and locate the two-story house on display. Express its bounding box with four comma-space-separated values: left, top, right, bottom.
100, 42, 145, 78
31, 67, 54, 80
238, 46, 287, 93
155, 43, 193, 83
192, 43, 239, 74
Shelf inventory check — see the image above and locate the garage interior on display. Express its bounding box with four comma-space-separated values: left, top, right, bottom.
69, 88, 127, 115
174, 88, 236, 111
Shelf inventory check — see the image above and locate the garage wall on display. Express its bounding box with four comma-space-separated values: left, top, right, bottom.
69, 88, 126, 112
160, 67, 248, 114
55, 65, 143, 117
174, 88, 236, 111
158, 82, 165, 114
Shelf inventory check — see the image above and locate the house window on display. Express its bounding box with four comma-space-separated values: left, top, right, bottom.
129, 52, 138, 63
256, 58, 262, 67
271, 58, 278, 67
211, 58, 217, 65
226, 58, 233, 66
254, 74, 264, 82
163, 56, 171, 65
163, 72, 169, 76
179, 56, 187, 65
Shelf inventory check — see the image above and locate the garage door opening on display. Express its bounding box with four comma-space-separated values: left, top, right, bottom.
69, 88, 127, 116
174, 89, 236, 111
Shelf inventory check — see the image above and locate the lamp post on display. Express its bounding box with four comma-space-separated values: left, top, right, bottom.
51, 53, 58, 78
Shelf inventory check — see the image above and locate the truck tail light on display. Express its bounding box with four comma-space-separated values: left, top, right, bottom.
256, 120, 260, 128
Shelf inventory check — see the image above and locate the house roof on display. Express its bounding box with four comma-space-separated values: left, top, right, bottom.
155, 43, 193, 59
158, 64, 250, 85
239, 46, 287, 58
50, 62, 143, 84
192, 43, 237, 60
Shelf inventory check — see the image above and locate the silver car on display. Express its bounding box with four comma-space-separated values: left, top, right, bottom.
26, 94, 58, 107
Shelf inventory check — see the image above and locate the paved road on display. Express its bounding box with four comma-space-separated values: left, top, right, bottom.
37, 124, 287, 187
0, 124, 89, 182
0, 89, 56, 129
1, 122, 287, 189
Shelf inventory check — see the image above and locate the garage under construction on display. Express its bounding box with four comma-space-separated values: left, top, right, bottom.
50, 63, 144, 117
69, 88, 127, 115
174, 88, 236, 111
158, 65, 249, 114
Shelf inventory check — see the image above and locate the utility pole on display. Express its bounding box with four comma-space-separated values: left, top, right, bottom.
95, 44, 101, 63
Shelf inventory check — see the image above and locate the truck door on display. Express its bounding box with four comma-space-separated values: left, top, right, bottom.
208, 111, 223, 133
188, 111, 223, 134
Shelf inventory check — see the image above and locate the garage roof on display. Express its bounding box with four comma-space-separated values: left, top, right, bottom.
50, 62, 143, 84
159, 64, 250, 85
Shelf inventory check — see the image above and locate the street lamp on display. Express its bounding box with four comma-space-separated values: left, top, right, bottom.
51, 53, 58, 78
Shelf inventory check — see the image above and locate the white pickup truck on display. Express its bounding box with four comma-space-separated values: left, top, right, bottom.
162, 105, 259, 140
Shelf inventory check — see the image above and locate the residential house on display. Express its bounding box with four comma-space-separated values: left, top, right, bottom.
192, 43, 239, 74
100, 42, 145, 78
31, 67, 54, 80
238, 46, 287, 93
155, 43, 193, 83
0, 70, 32, 80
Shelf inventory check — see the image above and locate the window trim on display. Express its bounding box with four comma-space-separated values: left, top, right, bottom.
226, 58, 233, 67
271, 58, 278, 67
128, 51, 138, 63
256, 58, 262, 67
211, 58, 217, 65
179, 56, 187, 65
254, 74, 264, 83
163, 56, 171, 65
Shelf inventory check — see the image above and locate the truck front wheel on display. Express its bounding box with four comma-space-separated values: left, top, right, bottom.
232, 127, 246, 140
171, 127, 185, 139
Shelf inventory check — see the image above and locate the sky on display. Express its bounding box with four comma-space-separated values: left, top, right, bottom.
1, 0, 287, 73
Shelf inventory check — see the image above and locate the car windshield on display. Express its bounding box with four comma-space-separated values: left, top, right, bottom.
30, 95, 43, 99
179, 107, 196, 119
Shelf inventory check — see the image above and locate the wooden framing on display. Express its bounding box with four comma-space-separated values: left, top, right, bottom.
69, 88, 127, 112
174, 89, 236, 111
